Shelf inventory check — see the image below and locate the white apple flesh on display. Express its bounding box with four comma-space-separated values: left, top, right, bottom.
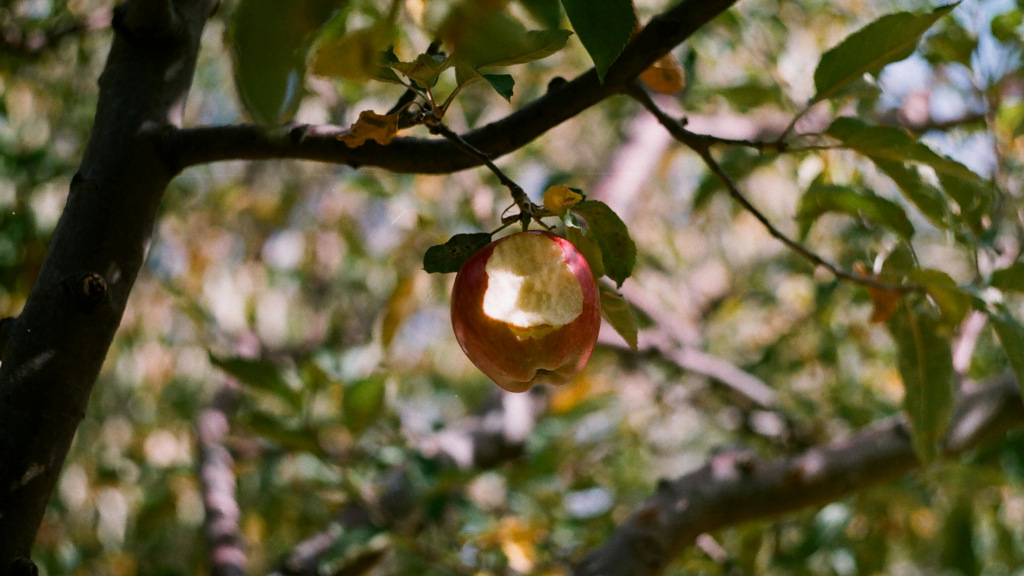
450, 231, 601, 392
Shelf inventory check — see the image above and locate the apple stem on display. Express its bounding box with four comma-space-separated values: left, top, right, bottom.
428, 120, 546, 230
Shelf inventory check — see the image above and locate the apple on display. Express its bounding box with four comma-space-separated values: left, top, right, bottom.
450, 230, 601, 392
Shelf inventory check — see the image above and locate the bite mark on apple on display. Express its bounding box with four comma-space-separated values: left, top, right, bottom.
482, 233, 583, 337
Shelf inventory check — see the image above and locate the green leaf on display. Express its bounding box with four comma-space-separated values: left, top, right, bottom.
448, 11, 571, 80
482, 74, 515, 102
390, 53, 451, 87
812, 4, 957, 104
923, 19, 977, 67
940, 499, 979, 576
566, 217, 606, 278
991, 263, 1024, 292
907, 268, 970, 327
243, 411, 323, 454
519, 0, 563, 28
996, 99, 1024, 139
715, 81, 787, 112
796, 182, 914, 239
568, 200, 636, 288
826, 117, 979, 180
888, 302, 954, 464
230, 0, 340, 123
987, 307, 1024, 401
560, 0, 635, 81
343, 375, 387, 435
870, 159, 948, 229
991, 9, 1023, 43
209, 353, 302, 411
423, 233, 493, 274
300, 360, 337, 392
599, 289, 638, 350
879, 242, 916, 283
938, 174, 993, 236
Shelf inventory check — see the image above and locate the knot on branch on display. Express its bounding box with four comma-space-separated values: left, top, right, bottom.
63, 272, 110, 313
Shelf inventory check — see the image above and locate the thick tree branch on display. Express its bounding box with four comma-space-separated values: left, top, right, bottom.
574, 375, 1024, 576
0, 0, 219, 565
159, 0, 740, 173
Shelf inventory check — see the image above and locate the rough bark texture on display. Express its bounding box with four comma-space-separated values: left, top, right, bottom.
0, 0, 218, 566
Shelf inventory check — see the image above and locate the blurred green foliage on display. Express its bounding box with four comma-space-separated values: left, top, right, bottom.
2, 0, 1024, 574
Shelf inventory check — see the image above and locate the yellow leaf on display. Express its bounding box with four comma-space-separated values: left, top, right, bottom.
550, 374, 593, 414
855, 262, 902, 324
381, 275, 417, 350
640, 53, 686, 94
339, 110, 399, 148
542, 185, 583, 215
496, 517, 540, 574
312, 27, 384, 80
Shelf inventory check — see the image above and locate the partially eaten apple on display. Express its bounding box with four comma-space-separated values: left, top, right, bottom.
450, 230, 601, 392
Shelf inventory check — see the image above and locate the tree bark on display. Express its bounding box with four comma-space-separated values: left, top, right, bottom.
161, 0, 740, 172
574, 376, 1024, 576
0, 0, 217, 566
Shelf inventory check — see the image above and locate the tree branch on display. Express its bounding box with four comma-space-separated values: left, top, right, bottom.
627, 84, 917, 294
159, 0, 740, 173
0, 0, 220, 565
197, 382, 248, 576
574, 375, 1024, 576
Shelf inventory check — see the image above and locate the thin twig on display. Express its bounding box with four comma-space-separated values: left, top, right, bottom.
427, 120, 539, 229
626, 84, 915, 295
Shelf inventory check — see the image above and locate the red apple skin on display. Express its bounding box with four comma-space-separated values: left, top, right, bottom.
450, 230, 601, 392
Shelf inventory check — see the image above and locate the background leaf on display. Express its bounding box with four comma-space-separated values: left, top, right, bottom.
796, 182, 914, 239
812, 4, 956, 103
991, 263, 1024, 292
870, 159, 948, 229
209, 353, 302, 411
907, 268, 970, 328
888, 302, 954, 464
938, 174, 994, 237
344, 375, 387, 435
560, 0, 635, 81
826, 117, 979, 180
518, 0, 563, 29
987, 307, 1024, 401
230, 0, 339, 123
